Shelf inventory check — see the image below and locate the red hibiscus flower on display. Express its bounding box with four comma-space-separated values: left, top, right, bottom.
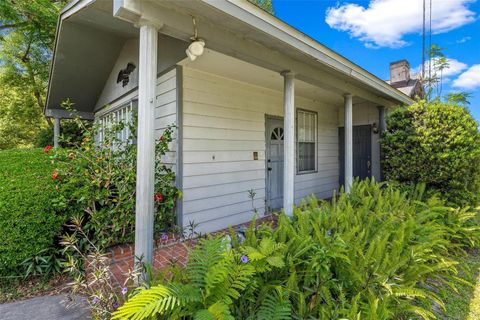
44, 145, 53, 153
154, 192, 164, 202
52, 170, 59, 180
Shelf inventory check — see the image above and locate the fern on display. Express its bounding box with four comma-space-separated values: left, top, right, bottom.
112, 283, 200, 319
189, 237, 227, 289
256, 287, 291, 320
113, 179, 480, 320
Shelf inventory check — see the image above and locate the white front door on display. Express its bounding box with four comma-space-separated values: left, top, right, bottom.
266, 117, 284, 210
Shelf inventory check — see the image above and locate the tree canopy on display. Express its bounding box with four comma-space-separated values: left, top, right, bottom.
0, 0, 65, 148
249, 0, 274, 14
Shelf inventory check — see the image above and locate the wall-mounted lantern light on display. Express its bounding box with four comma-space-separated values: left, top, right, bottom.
372, 122, 379, 134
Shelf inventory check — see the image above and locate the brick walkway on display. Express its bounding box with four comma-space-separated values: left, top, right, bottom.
107, 215, 276, 287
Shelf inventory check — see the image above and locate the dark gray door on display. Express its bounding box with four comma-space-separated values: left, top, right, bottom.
266, 117, 284, 210
339, 125, 372, 186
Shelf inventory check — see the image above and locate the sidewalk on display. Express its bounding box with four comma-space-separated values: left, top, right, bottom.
0, 294, 90, 320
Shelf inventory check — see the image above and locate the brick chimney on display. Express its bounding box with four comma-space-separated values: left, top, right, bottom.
390, 60, 410, 84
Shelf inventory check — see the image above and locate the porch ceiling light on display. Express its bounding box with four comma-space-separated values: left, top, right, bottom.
186, 16, 205, 61
186, 39, 205, 61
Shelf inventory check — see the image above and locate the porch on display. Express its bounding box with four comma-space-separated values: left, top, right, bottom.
45, 0, 411, 269
177, 49, 386, 233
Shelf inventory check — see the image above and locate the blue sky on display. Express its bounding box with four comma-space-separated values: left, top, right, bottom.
273, 0, 480, 121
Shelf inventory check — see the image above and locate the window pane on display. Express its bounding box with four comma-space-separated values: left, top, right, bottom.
298, 111, 304, 141
299, 142, 315, 171
297, 110, 317, 172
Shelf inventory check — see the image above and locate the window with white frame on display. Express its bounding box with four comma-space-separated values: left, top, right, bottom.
297, 109, 317, 173
96, 100, 137, 144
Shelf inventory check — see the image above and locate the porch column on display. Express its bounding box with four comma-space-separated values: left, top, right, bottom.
53, 117, 60, 148
135, 23, 158, 267
378, 106, 386, 134
282, 71, 295, 216
378, 106, 386, 181
344, 94, 353, 193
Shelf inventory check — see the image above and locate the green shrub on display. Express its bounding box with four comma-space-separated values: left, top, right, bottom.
0, 149, 66, 276
114, 180, 480, 320
34, 119, 90, 148
382, 100, 480, 206
53, 118, 180, 248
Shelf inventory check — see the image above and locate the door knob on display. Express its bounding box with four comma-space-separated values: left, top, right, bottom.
367, 160, 371, 170
268, 167, 272, 171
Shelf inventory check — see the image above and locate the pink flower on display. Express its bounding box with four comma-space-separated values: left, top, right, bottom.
154, 192, 164, 202
44, 145, 53, 153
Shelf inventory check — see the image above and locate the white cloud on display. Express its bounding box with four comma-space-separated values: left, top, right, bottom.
412, 58, 468, 79
325, 0, 476, 48
456, 36, 471, 43
453, 65, 480, 90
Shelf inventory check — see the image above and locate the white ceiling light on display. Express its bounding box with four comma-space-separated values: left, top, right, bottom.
186, 16, 205, 61
186, 39, 205, 61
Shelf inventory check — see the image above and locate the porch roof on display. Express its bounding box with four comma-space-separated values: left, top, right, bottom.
45, 0, 413, 116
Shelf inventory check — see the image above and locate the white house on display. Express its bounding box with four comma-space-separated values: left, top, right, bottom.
45, 0, 413, 264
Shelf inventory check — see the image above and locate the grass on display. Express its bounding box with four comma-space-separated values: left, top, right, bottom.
437, 250, 480, 320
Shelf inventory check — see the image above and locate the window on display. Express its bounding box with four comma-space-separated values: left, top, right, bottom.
297, 109, 317, 173
270, 127, 284, 140
96, 100, 137, 145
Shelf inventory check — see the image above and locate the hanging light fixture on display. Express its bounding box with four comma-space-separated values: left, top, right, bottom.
186, 17, 205, 61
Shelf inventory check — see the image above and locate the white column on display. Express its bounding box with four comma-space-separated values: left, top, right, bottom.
282, 71, 295, 215
378, 106, 386, 134
378, 106, 386, 181
344, 94, 353, 193
135, 23, 158, 267
53, 117, 60, 148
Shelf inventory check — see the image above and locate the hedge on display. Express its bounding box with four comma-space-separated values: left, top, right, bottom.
382, 100, 480, 207
0, 148, 66, 276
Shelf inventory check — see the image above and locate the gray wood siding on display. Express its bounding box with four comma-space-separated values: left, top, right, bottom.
94, 69, 177, 169
182, 68, 339, 233
155, 69, 177, 168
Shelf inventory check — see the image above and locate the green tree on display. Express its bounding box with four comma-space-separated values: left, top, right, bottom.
423, 44, 471, 105
424, 44, 449, 101
0, 0, 66, 148
0, 78, 45, 148
445, 91, 471, 106
248, 0, 274, 14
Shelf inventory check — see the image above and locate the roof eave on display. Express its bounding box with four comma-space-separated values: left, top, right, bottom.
203, 0, 413, 105
45, 0, 96, 114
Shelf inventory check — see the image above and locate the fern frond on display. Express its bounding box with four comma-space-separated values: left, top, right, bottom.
256, 287, 292, 320
194, 309, 216, 320
189, 237, 227, 289
402, 305, 436, 320
392, 287, 427, 299
112, 284, 200, 320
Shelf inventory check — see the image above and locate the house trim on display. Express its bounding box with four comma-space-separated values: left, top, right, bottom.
175, 64, 184, 230
45, 108, 94, 120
